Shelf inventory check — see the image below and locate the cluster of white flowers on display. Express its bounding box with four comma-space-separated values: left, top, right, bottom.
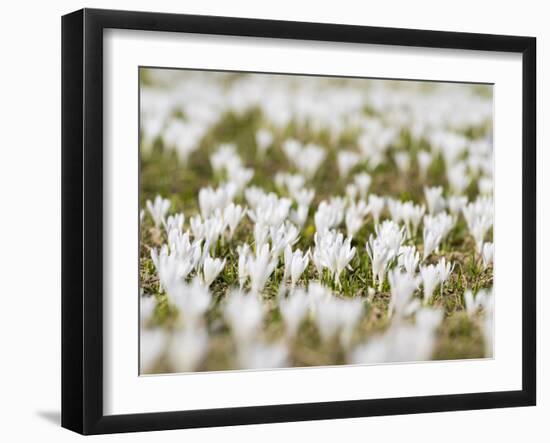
351, 307, 444, 364
139, 70, 494, 373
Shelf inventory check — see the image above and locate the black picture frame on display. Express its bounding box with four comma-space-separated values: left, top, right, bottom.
61, 8, 537, 435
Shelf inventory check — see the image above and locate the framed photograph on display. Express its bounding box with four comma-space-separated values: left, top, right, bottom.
62, 8, 536, 435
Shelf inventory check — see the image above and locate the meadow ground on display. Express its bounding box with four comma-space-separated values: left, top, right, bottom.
139, 70, 494, 373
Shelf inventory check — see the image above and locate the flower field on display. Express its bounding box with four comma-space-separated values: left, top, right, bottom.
139, 69, 494, 374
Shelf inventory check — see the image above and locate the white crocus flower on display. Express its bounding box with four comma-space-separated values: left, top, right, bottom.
140, 328, 166, 373
314, 200, 345, 233
236, 341, 288, 369
202, 215, 225, 248
368, 194, 385, 224
312, 229, 338, 276
463, 288, 492, 317
253, 222, 270, 252
244, 186, 268, 209
279, 289, 310, 337
169, 277, 212, 327
198, 184, 236, 218
469, 215, 493, 254
366, 235, 392, 291
146, 195, 171, 228
189, 214, 224, 249
344, 211, 363, 238
351, 307, 442, 364
289, 249, 309, 288
317, 232, 356, 286
164, 212, 184, 234
255, 129, 273, 157
293, 188, 315, 207
419, 264, 439, 303
202, 255, 225, 287
424, 186, 446, 215
398, 245, 420, 276
422, 226, 442, 260
462, 196, 493, 224
393, 151, 411, 173
247, 244, 277, 294
315, 296, 363, 345
270, 222, 300, 258
388, 269, 419, 318
436, 257, 454, 293
401, 202, 425, 238
290, 204, 309, 228
224, 290, 264, 345
338, 298, 365, 347
387, 198, 404, 224
163, 120, 206, 164
447, 162, 471, 195
447, 195, 468, 217
462, 196, 493, 253
310, 251, 322, 279
434, 131, 467, 166
346, 184, 359, 202
283, 139, 327, 179
417, 150, 433, 179
210, 143, 240, 175
478, 176, 493, 195
275, 172, 301, 194
168, 327, 209, 373
197, 238, 212, 270
237, 243, 250, 289
337, 150, 361, 178
297, 143, 327, 179
283, 245, 293, 282
140, 295, 156, 325
345, 200, 369, 237
167, 229, 196, 259
248, 194, 292, 227
353, 172, 372, 200
416, 307, 444, 331
227, 166, 254, 194
190, 214, 205, 240
151, 245, 195, 291
330, 197, 347, 215
223, 203, 245, 240
424, 212, 456, 244
482, 242, 494, 269
282, 138, 302, 160
375, 220, 406, 255
306, 282, 334, 312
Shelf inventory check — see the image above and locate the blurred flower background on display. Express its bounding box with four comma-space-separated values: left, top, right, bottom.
139, 68, 494, 374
